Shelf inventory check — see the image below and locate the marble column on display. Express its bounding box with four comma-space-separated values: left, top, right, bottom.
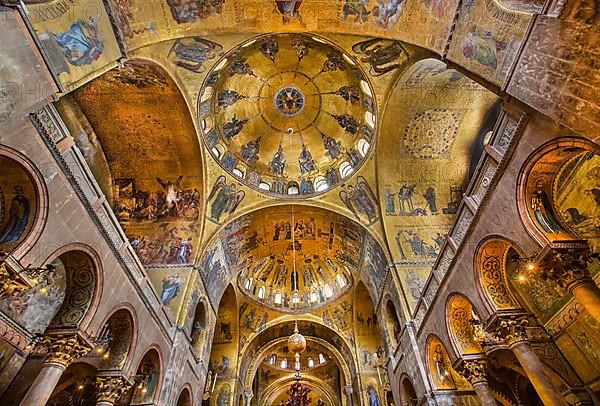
458, 359, 496, 406
344, 385, 353, 406
490, 315, 568, 406
537, 243, 600, 325
95, 375, 132, 406
244, 389, 254, 406
19, 334, 92, 406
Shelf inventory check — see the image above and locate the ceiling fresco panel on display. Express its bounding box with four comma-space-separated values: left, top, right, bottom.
446, 0, 532, 87
377, 58, 499, 310
25, 0, 122, 91
70, 60, 204, 266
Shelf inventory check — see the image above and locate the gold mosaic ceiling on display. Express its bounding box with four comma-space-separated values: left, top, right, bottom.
198, 33, 376, 197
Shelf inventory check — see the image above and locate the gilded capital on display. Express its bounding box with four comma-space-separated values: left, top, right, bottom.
487, 315, 529, 347
459, 359, 488, 385
43, 334, 92, 368
96, 376, 132, 404
536, 242, 595, 292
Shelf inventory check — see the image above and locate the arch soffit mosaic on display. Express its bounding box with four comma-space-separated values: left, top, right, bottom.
69, 59, 206, 268
516, 136, 600, 247
0, 145, 49, 259
445, 293, 484, 359
42, 243, 104, 332
239, 320, 357, 388
243, 335, 352, 390
96, 304, 138, 372
375, 57, 500, 311
474, 236, 523, 314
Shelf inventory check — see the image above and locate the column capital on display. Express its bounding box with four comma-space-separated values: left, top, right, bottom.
95, 375, 132, 404
458, 358, 489, 386
486, 314, 529, 347
42, 334, 92, 368
535, 241, 595, 292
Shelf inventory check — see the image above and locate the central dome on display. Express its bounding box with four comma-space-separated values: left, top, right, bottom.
199, 33, 376, 197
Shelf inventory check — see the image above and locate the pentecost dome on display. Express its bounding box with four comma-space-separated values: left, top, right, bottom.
1, 1, 599, 406
201, 34, 376, 196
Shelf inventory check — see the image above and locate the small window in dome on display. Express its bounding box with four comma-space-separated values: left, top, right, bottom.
365, 111, 375, 128
200, 86, 213, 103
310, 291, 318, 303
319, 353, 326, 364
287, 184, 299, 195
339, 162, 353, 178
337, 274, 346, 288
342, 53, 355, 65
233, 167, 245, 178
324, 284, 333, 298
269, 354, 277, 364
244, 278, 252, 290
213, 58, 228, 71
358, 139, 370, 157
211, 147, 222, 159
281, 359, 288, 369
275, 291, 282, 305
360, 80, 372, 97
259, 181, 271, 191
308, 358, 314, 368
201, 116, 214, 132
258, 286, 265, 299
315, 176, 328, 192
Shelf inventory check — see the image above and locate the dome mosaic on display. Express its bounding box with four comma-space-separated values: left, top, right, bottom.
238, 252, 353, 314
199, 33, 377, 197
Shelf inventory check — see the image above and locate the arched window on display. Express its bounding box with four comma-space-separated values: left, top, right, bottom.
258, 286, 265, 299
319, 353, 326, 364
310, 291, 318, 303
258, 181, 271, 191
315, 176, 328, 192
308, 358, 314, 368
287, 184, 299, 195
200, 86, 213, 103
274, 291, 282, 305
336, 274, 346, 288
244, 277, 252, 290
364, 111, 375, 128
233, 167, 245, 178
360, 80, 372, 97
201, 116, 213, 132
280, 358, 288, 369
357, 139, 370, 157
339, 162, 353, 178
323, 284, 333, 298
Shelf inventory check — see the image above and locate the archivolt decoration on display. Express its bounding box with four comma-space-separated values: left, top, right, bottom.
198, 33, 376, 197
99, 309, 134, 371
446, 294, 483, 356
475, 239, 520, 311
49, 251, 96, 328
